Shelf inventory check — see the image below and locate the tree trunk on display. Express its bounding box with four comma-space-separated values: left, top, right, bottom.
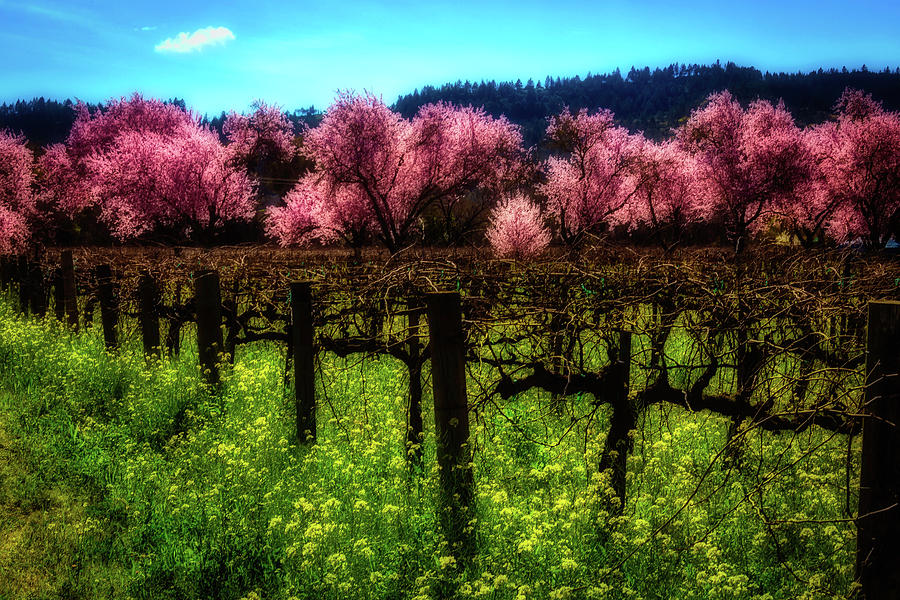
598, 330, 633, 513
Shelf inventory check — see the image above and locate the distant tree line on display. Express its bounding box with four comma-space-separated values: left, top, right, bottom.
5, 63, 900, 152
0, 97, 322, 151
0, 97, 81, 149
394, 62, 900, 146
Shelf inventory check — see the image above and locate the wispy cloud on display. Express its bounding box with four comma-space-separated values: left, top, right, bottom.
155, 26, 235, 54
4, 1, 104, 31
136, 26, 158, 32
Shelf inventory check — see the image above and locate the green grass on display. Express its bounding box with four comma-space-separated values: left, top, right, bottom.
0, 298, 859, 599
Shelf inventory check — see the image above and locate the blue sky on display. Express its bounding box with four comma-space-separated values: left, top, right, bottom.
1, 0, 898, 116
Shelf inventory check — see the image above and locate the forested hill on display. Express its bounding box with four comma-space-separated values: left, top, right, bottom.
394, 62, 900, 146
0, 97, 80, 149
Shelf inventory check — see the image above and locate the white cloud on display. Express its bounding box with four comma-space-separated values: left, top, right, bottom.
138, 26, 158, 32
155, 26, 235, 54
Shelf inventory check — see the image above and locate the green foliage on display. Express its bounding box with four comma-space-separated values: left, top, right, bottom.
0, 299, 858, 599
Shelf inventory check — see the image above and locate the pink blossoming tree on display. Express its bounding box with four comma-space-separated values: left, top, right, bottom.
771, 127, 836, 247
47, 94, 255, 242
67, 93, 196, 162
223, 101, 299, 200
37, 143, 94, 214
676, 91, 812, 252
266, 173, 374, 251
86, 126, 255, 241
541, 108, 638, 248
486, 194, 551, 259
0, 130, 34, 254
814, 89, 900, 247
269, 92, 523, 253
223, 100, 296, 169
622, 139, 707, 252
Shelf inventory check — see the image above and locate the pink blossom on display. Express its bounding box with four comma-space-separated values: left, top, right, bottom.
621, 139, 707, 249
0, 207, 29, 255
266, 174, 374, 248
676, 91, 812, 249
37, 143, 94, 214
486, 194, 550, 259
282, 92, 524, 253
0, 129, 34, 254
67, 93, 197, 162
223, 100, 296, 168
815, 89, 900, 247
540, 108, 638, 246
87, 126, 255, 240
775, 128, 834, 246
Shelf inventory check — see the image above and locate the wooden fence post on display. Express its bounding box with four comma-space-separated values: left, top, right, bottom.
27, 260, 46, 317
195, 270, 223, 387
17, 255, 29, 315
138, 273, 161, 358
165, 281, 183, 356
406, 300, 425, 467
291, 281, 316, 443
60, 250, 79, 330
53, 267, 65, 322
95, 264, 118, 350
224, 276, 239, 364
0, 256, 10, 292
426, 291, 474, 558
857, 301, 900, 599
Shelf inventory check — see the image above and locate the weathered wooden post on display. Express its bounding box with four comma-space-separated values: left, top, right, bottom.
857, 301, 900, 599
0, 256, 10, 292
17, 255, 29, 315
60, 250, 79, 330
138, 273, 161, 358
95, 264, 118, 350
52, 267, 65, 322
426, 291, 474, 558
405, 300, 425, 467
27, 260, 47, 317
195, 270, 223, 387
82, 279, 96, 329
291, 281, 316, 443
598, 329, 633, 514
165, 281, 183, 356
223, 276, 239, 364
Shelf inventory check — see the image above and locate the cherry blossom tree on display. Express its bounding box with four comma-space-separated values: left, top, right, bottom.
0, 129, 34, 254
814, 89, 900, 247
37, 143, 93, 214
40, 94, 255, 243
676, 91, 812, 252
223, 101, 297, 198
540, 108, 638, 248
486, 193, 550, 259
67, 93, 196, 162
31, 144, 90, 245
30, 94, 202, 241
621, 139, 707, 252
0, 209, 28, 255
410, 102, 526, 244
278, 92, 524, 253
86, 125, 255, 242
266, 173, 374, 251
774, 128, 836, 247
224, 100, 295, 166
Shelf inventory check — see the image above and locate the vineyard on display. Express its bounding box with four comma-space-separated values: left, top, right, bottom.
1, 245, 899, 599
